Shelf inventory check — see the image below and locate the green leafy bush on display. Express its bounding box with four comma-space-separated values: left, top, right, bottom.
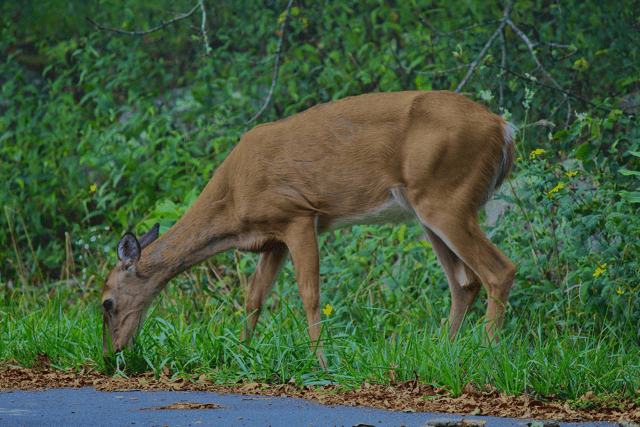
491, 113, 640, 333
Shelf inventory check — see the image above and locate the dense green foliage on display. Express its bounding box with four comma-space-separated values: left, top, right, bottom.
1, 0, 639, 397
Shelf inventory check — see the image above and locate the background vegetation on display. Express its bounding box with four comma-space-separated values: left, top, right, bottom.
1, 0, 639, 403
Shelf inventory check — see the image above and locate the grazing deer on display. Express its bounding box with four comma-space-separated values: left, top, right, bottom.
101, 90, 516, 366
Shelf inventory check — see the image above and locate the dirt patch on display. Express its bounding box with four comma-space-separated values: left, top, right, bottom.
1, 354, 638, 423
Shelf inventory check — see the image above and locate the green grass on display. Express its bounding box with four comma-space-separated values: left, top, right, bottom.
2, 262, 639, 402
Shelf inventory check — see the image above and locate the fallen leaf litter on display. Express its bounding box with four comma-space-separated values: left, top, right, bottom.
1, 354, 638, 423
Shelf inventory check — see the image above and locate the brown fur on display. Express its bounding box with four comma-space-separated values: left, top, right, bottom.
102, 91, 516, 366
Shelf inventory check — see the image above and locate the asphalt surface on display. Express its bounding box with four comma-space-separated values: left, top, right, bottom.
0, 387, 620, 427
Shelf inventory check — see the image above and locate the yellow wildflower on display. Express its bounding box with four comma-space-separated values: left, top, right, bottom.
90, 183, 97, 192
615, 286, 624, 295
565, 171, 578, 177
322, 303, 333, 316
529, 148, 546, 159
547, 182, 564, 197
592, 264, 607, 277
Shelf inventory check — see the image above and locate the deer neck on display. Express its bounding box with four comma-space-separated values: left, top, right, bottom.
137, 179, 239, 292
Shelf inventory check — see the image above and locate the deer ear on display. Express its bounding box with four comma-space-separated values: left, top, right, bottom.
117, 233, 141, 269
138, 223, 160, 249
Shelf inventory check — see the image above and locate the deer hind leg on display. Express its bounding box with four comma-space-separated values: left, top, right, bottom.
241, 240, 289, 342
415, 204, 515, 342
281, 216, 326, 368
423, 228, 482, 338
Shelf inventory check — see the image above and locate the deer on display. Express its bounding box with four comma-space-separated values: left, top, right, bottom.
101, 90, 516, 368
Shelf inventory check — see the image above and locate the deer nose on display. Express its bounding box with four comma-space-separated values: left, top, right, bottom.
102, 299, 114, 312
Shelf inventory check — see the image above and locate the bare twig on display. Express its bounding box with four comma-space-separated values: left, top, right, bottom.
86, 3, 201, 36
505, 18, 563, 91
562, 69, 579, 127
198, 0, 211, 55
548, 95, 568, 121
545, 42, 577, 51
412, 11, 499, 40
244, 0, 295, 133
436, 19, 501, 38
396, 5, 506, 85
414, 63, 472, 76
454, 1, 513, 93
414, 0, 576, 106
454, 21, 506, 93
499, 29, 507, 107
412, 12, 439, 34
405, 0, 579, 103
388, 43, 472, 77
494, 65, 611, 113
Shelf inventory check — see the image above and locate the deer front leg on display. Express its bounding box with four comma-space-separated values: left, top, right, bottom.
282, 216, 326, 368
241, 241, 289, 342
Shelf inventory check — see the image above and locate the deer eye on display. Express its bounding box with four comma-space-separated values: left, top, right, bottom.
102, 299, 114, 312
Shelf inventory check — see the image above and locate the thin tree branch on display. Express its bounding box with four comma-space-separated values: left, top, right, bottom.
414, 63, 472, 76
388, 42, 472, 77
244, 0, 295, 133
454, 19, 507, 93
545, 42, 577, 51
453, 0, 514, 93
436, 19, 501, 38
505, 18, 563, 91
503, 16, 587, 127
548, 95, 568, 121
412, 12, 439, 34
499, 29, 507, 107
198, 0, 211, 55
494, 65, 611, 113
86, 3, 201, 36
412, 11, 499, 41
396, 4, 506, 84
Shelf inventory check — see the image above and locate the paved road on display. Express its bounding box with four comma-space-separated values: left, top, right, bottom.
0, 388, 618, 427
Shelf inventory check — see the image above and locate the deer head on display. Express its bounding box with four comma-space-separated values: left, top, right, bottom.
101, 223, 160, 355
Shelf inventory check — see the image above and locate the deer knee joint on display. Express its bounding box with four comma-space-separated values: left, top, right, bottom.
461, 281, 481, 291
